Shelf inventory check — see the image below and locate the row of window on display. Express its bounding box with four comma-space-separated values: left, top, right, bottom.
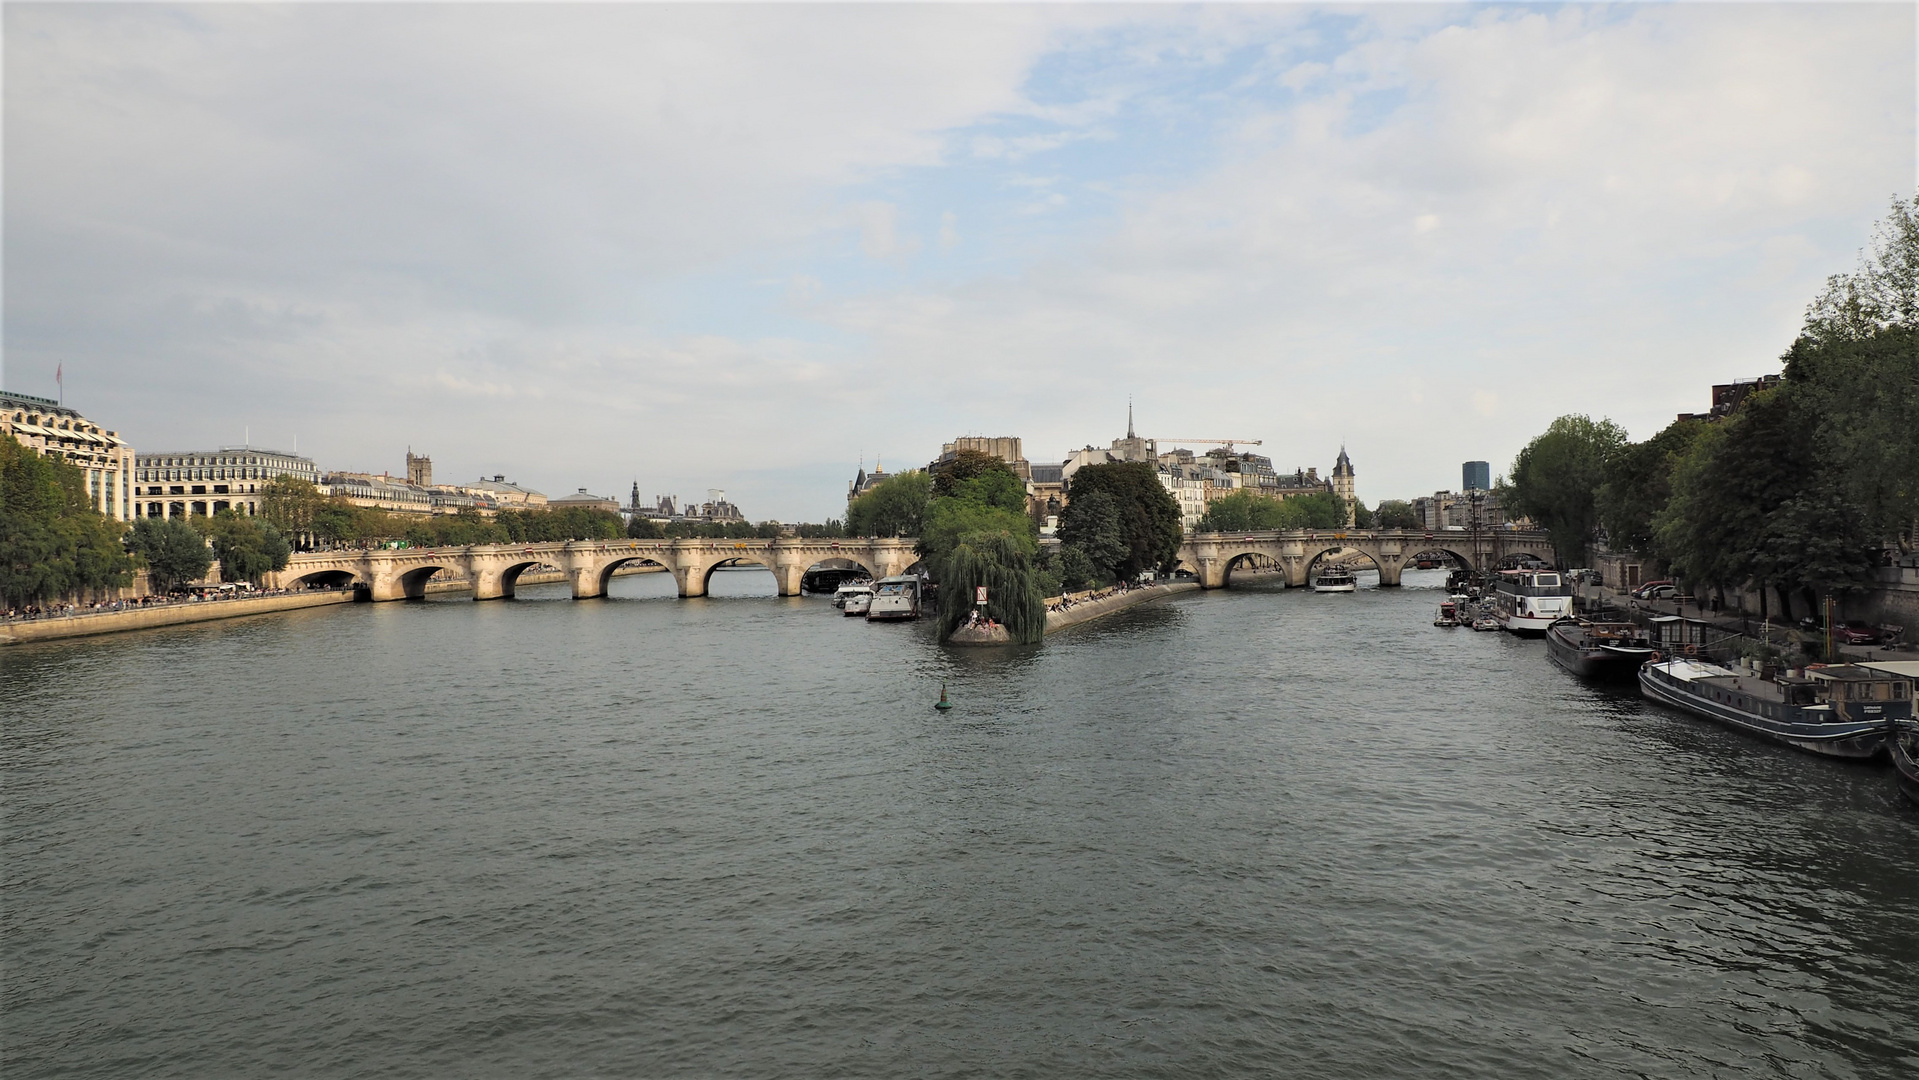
137, 466, 306, 482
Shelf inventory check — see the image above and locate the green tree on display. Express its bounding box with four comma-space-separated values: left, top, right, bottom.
258, 476, 326, 541
1654, 387, 1874, 620
1351, 500, 1377, 529
936, 530, 1047, 645
1059, 462, 1181, 581
1596, 418, 1706, 555
1781, 327, 1919, 552
1373, 500, 1422, 530
0, 433, 135, 607
1196, 490, 1346, 532
846, 471, 932, 537
1803, 193, 1919, 345
125, 518, 214, 593
1508, 414, 1628, 567
932, 449, 1022, 503
311, 497, 366, 546
627, 516, 665, 539
1058, 488, 1128, 579
921, 499, 1035, 563
197, 510, 292, 584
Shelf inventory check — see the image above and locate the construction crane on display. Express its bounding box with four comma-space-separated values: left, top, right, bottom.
1158, 437, 1264, 452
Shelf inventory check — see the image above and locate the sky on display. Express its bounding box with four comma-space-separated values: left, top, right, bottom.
4, 2, 1913, 521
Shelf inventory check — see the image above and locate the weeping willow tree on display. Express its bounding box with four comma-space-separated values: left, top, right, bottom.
937, 530, 1047, 645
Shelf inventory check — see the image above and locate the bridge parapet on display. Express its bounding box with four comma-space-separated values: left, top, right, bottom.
1176, 528, 1555, 588
270, 537, 922, 601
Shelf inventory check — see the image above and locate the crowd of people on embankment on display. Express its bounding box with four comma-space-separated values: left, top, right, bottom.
4, 586, 342, 623
1047, 578, 1159, 615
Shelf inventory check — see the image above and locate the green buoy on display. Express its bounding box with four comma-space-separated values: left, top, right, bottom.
935, 680, 954, 712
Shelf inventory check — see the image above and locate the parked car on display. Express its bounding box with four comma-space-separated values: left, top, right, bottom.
1833, 621, 1883, 645
1638, 585, 1679, 602
1630, 580, 1674, 600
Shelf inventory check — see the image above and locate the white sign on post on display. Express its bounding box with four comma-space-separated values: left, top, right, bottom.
976, 586, 988, 604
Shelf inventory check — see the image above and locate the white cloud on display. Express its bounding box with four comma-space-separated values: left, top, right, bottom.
3, 3, 1911, 518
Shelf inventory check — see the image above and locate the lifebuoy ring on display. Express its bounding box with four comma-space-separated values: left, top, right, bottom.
1649, 651, 1662, 662
1684, 644, 1699, 657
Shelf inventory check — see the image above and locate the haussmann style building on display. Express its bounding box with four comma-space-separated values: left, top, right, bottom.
135, 446, 320, 520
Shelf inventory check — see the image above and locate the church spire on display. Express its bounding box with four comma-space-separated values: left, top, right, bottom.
1127, 397, 1135, 439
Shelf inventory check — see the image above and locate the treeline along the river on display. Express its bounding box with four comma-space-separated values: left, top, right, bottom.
1503, 195, 1919, 621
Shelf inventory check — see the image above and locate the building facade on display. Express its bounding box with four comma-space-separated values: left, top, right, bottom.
322, 472, 435, 516
2, 391, 136, 520
549, 488, 623, 514
134, 446, 317, 520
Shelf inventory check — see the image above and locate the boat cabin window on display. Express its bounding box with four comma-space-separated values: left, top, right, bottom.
1535, 574, 1559, 587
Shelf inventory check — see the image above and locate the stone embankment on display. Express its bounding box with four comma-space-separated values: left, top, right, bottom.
1045, 582, 1199, 634
2, 591, 357, 646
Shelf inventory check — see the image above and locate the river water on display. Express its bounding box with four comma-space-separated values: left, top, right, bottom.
4, 568, 1916, 1078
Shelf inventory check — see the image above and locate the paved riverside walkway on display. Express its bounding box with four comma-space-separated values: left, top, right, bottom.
1045, 581, 1200, 634
1575, 583, 1915, 663
1, 590, 356, 646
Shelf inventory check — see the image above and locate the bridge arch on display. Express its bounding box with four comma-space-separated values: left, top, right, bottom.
288, 568, 362, 592
1220, 551, 1284, 586
701, 556, 779, 596
594, 555, 672, 597
800, 556, 877, 593
396, 563, 460, 600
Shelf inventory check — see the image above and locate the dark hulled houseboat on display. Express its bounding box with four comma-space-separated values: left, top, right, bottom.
1545, 618, 1656, 679
1638, 659, 1909, 760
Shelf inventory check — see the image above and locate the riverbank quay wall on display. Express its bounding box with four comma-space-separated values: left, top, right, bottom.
1045, 583, 1200, 634
268, 538, 922, 601
1177, 528, 1556, 588
1, 590, 355, 646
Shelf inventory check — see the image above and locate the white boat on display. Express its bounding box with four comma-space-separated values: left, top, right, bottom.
831, 579, 873, 609
836, 582, 874, 617
1472, 616, 1500, 632
1491, 568, 1571, 635
1312, 565, 1357, 592
866, 575, 921, 621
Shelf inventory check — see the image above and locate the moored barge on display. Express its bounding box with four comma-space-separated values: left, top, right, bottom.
1546, 618, 1655, 679
1638, 659, 1908, 759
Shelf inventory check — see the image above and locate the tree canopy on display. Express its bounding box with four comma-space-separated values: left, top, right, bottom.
1507, 414, 1627, 567
1195, 490, 1345, 532
1372, 499, 1421, 530
1058, 461, 1182, 582
846, 471, 932, 538
1595, 419, 1706, 556
198, 509, 293, 584
124, 518, 213, 592
0, 434, 134, 607
915, 454, 1044, 642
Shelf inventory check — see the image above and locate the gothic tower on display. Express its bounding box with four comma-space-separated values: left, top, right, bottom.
1331, 446, 1356, 526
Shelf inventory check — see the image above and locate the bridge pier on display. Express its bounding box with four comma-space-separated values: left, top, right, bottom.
471, 566, 509, 600
1374, 541, 1404, 587
771, 560, 807, 597
674, 563, 707, 598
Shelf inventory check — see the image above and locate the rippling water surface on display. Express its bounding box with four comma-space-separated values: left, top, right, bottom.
5, 568, 1916, 1078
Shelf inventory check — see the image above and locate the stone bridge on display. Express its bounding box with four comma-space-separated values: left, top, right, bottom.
268, 538, 922, 602
1177, 528, 1557, 589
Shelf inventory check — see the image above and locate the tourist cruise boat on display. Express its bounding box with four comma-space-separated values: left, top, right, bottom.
1546, 618, 1656, 678
1638, 659, 1907, 759
866, 575, 922, 621
1312, 565, 1357, 592
1491, 568, 1572, 635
